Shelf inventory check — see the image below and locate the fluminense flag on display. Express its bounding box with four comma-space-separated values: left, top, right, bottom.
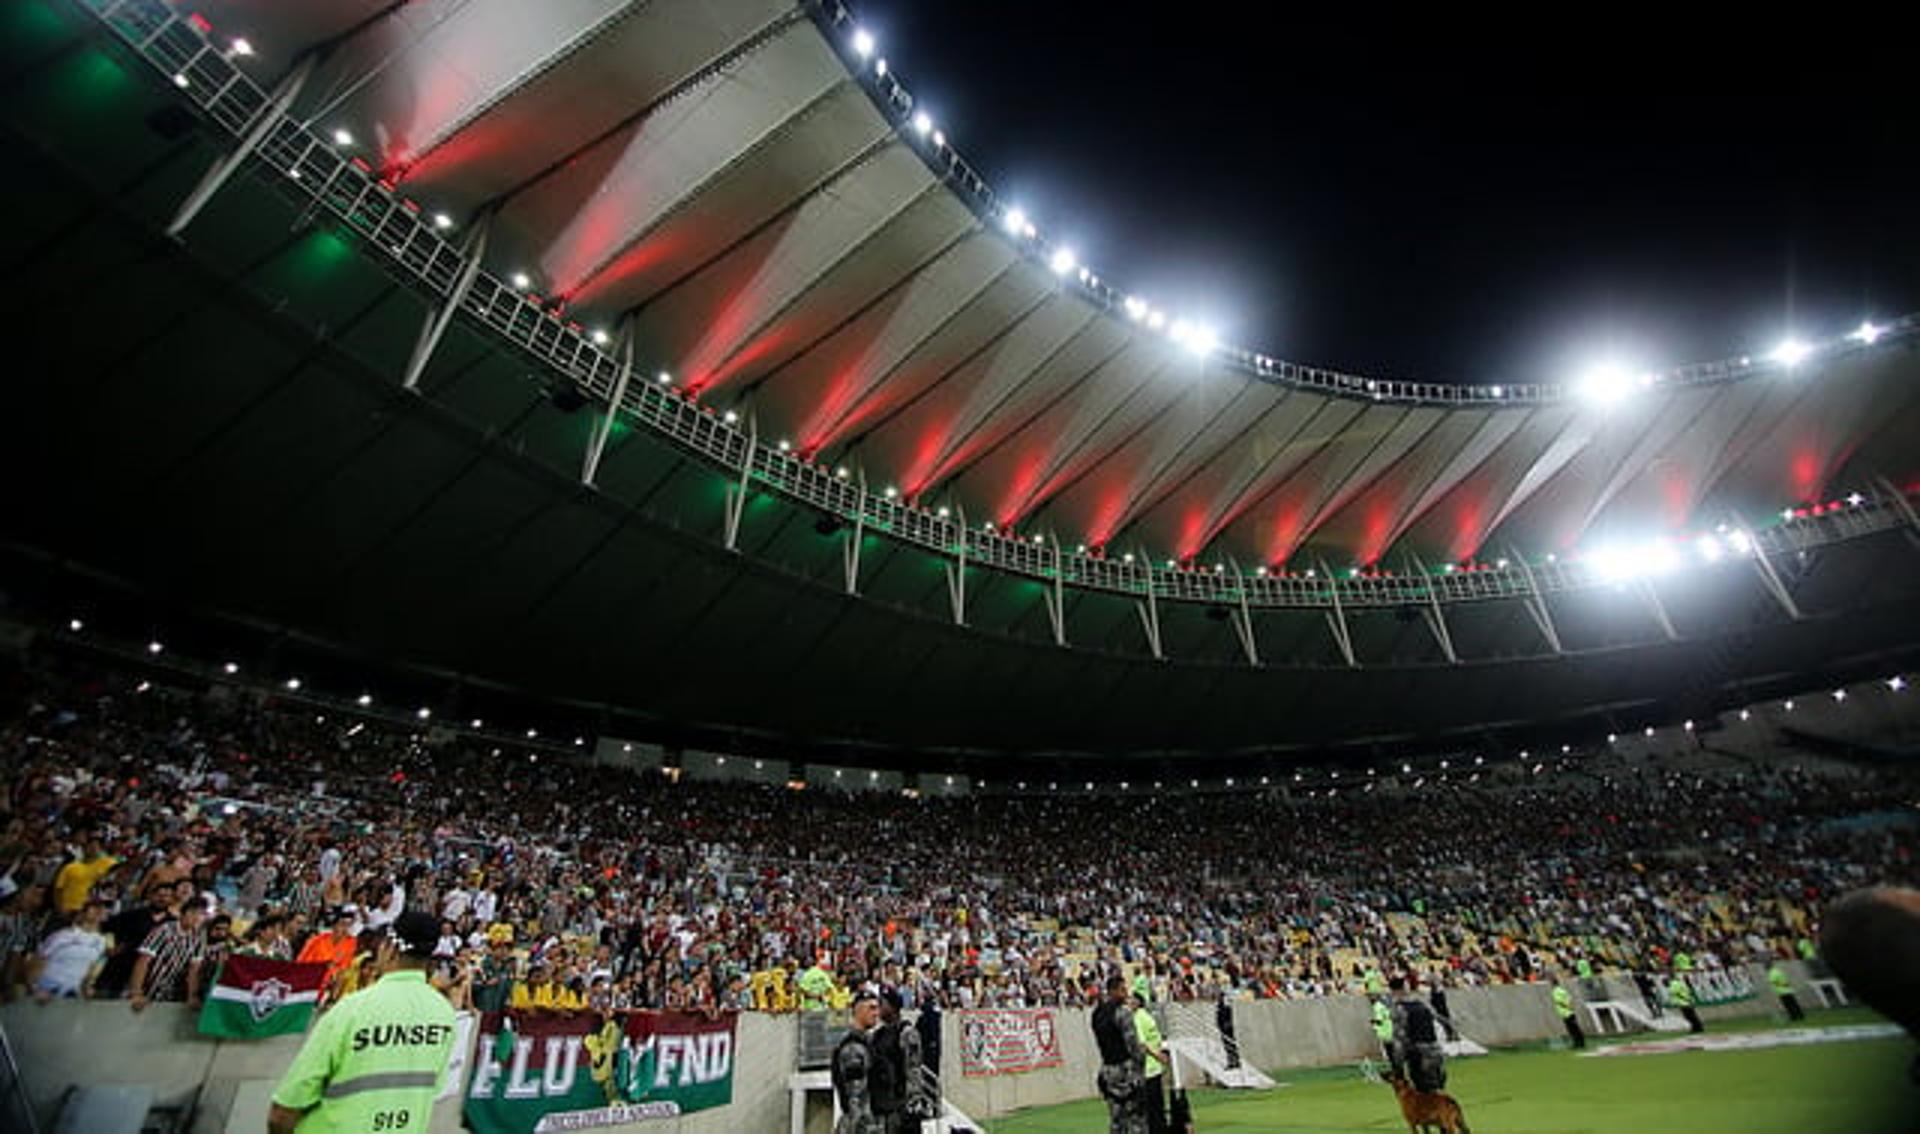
198, 956, 328, 1039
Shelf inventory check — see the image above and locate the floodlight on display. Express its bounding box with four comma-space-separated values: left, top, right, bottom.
433, 213, 453, 231
1049, 247, 1076, 275
1576, 364, 1633, 407
416, 707, 431, 720
1769, 338, 1811, 367
590, 329, 609, 345
332, 127, 353, 146
148, 640, 164, 654
1003, 207, 1028, 236
511, 272, 531, 290
851, 28, 875, 58
285, 678, 301, 690
912, 111, 932, 136
1123, 296, 1148, 321
230, 38, 254, 57
1850, 320, 1882, 345
225, 663, 240, 675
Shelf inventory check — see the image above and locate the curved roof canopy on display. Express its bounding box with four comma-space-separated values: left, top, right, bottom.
172, 0, 1918, 569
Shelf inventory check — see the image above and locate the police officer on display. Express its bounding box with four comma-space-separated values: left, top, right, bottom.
1371, 994, 1400, 1080
831, 991, 884, 1134
269, 909, 457, 1134
1092, 974, 1149, 1134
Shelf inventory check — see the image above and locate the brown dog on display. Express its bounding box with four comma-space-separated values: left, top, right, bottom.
1389, 1073, 1471, 1134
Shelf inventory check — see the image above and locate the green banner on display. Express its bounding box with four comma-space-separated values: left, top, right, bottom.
464, 1009, 737, 1133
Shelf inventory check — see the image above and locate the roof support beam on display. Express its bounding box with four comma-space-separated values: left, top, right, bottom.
945, 508, 969, 626
1321, 559, 1358, 668
1408, 552, 1459, 663
722, 417, 758, 552
581, 316, 634, 486
1878, 476, 1920, 537
1134, 557, 1163, 661
1639, 577, 1680, 641
1510, 544, 1564, 654
1230, 563, 1260, 667
843, 472, 867, 595
166, 54, 314, 237
400, 213, 490, 391
1731, 513, 1802, 620
1042, 538, 1067, 647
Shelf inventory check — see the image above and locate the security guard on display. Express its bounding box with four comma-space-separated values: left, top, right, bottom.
1667, 971, 1704, 1035
1371, 996, 1401, 1079
1769, 961, 1805, 1022
1553, 978, 1586, 1049
269, 909, 457, 1133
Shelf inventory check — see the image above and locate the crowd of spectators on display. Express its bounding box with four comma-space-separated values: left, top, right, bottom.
3, 650, 1914, 1018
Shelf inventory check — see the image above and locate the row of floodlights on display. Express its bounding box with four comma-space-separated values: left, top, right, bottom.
981, 677, 1910, 793
849, 22, 1224, 357
100, 628, 592, 748
90, 620, 1908, 788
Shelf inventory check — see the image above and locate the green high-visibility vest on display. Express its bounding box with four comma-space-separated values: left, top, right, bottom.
1371, 1001, 1394, 1041
1796, 938, 1816, 961
1575, 958, 1593, 979
1364, 970, 1386, 995
1553, 986, 1575, 1019
1673, 952, 1694, 973
1668, 977, 1694, 1008
1769, 965, 1793, 996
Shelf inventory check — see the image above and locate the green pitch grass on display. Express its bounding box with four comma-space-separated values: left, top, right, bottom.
984, 1010, 1918, 1133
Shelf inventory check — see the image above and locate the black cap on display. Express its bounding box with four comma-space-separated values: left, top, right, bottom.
880, 988, 903, 1010
389, 909, 440, 957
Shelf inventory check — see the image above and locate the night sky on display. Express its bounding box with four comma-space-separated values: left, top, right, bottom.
855, 4, 1920, 387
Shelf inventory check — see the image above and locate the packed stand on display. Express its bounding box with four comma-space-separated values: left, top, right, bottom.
2, 652, 1916, 1018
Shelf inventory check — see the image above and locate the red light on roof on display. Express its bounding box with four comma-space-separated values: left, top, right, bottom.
187, 12, 212, 34
349, 157, 372, 174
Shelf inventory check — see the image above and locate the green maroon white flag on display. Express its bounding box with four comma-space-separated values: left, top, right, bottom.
197, 955, 329, 1039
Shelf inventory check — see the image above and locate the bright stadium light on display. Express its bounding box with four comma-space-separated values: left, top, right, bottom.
285, 678, 301, 691
331, 127, 353, 147
224, 663, 240, 675
777, 439, 792, 452
875, 59, 888, 77
1850, 320, 1882, 345
1769, 337, 1812, 367
356, 693, 372, 706
851, 28, 875, 59
656, 371, 672, 385
1725, 529, 1753, 556
931, 130, 946, 148
1146, 310, 1166, 331
415, 707, 431, 720
230, 38, 254, 57
1576, 363, 1634, 407
1003, 207, 1028, 237
510, 272, 531, 290
69, 618, 83, 632
147, 640, 164, 654
172, 73, 190, 89
433, 212, 454, 231
590, 328, 609, 345
1695, 533, 1724, 562
1049, 247, 1076, 275
912, 111, 933, 137
1123, 296, 1148, 321
1891, 676, 1908, 692
722, 410, 738, 424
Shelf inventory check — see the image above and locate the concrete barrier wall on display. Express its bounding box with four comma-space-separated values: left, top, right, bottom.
3, 972, 1809, 1132
2, 1002, 793, 1134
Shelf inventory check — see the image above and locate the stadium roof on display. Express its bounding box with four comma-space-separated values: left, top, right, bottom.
3, 0, 1919, 767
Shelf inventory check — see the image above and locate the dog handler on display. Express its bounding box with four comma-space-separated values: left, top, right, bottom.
269, 910, 457, 1133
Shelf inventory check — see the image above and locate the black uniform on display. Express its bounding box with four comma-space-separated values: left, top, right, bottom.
831, 1028, 883, 1134
1092, 998, 1149, 1134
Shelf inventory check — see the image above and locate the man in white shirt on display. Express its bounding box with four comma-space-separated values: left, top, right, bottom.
472, 886, 498, 926
33, 900, 109, 1000
442, 885, 471, 924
